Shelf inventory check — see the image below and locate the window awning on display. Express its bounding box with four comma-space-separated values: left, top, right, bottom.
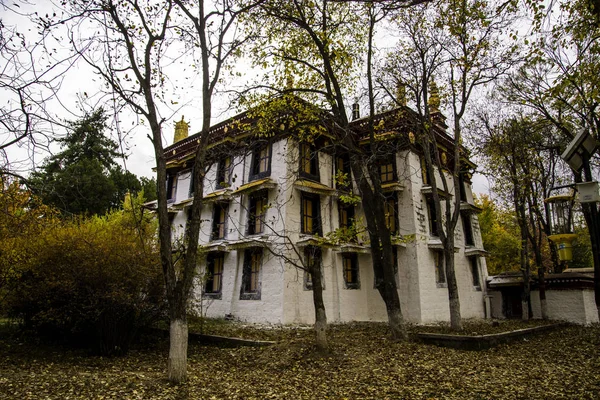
427, 238, 460, 252
204, 189, 232, 203
227, 237, 270, 250
201, 241, 229, 253
381, 182, 404, 193
464, 247, 488, 257
334, 243, 370, 254
232, 178, 276, 196
421, 185, 452, 198
296, 235, 337, 248
294, 179, 337, 196
171, 198, 194, 210
460, 201, 482, 214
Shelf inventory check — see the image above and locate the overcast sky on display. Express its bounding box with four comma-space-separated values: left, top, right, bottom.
1, 1, 493, 195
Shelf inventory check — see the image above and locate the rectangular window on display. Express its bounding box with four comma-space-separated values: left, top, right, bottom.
216, 157, 232, 188
204, 253, 224, 297
342, 253, 360, 289
248, 191, 268, 235
384, 195, 398, 235
379, 156, 396, 183
462, 212, 474, 246
470, 256, 481, 289
427, 196, 439, 237
303, 247, 322, 290
250, 143, 271, 180
299, 143, 319, 181
166, 173, 177, 203
435, 251, 446, 285
241, 248, 262, 299
338, 201, 355, 238
211, 202, 228, 240
335, 154, 352, 190
301, 193, 321, 235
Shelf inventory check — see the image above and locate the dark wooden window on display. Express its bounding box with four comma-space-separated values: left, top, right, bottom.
470, 256, 481, 289
435, 251, 446, 285
342, 253, 360, 289
250, 143, 271, 181
241, 248, 262, 300
303, 247, 322, 290
248, 191, 268, 235
301, 193, 321, 235
384, 195, 398, 235
335, 153, 352, 190
462, 212, 474, 246
166, 173, 177, 203
427, 196, 439, 237
379, 155, 396, 183
299, 143, 319, 181
216, 157, 232, 188
211, 202, 228, 240
204, 253, 224, 297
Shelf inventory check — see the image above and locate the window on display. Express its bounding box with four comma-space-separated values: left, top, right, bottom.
248, 191, 268, 235
462, 212, 474, 246
241, 248, 262, 299
304, 247, 322, 290
342, 253, 360, 289
384, 195, 398, 235
426, 196, 439, 237
166, 173, 177, 203
435, 251, 446, 286
470, 256, 481, 290
299, 143, 319, 181
216, 157, 232, 188
250, 143, 271, 180
338, 201, 356, 239
301, 193, 321, 235
211, 202, 228, 240
335, 154, 352, 190
379, 155, 396, 183
204, 253, 224, 298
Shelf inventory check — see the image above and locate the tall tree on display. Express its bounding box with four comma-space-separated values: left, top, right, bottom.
243, 0, 409, 340
28, 108, 143, 215
382, 0, 519, 329
48, 0, 262, 382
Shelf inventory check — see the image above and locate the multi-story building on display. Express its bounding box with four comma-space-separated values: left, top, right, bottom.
160, 103, 488, 325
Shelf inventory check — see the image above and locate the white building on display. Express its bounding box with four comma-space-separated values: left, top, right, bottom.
162, 105, 489, 325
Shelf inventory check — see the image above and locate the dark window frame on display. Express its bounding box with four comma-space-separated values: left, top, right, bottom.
379, 154, 397, 183
299, 142, 320, 182
384, 194, 399, 236
249, 142, 272, 181
204, 252, 224, 299
166, 173, 177, 203
335, 153, 352, 191
247, 190, 268, 235
240, 248, 262, 300
469, 256, 481, 290
426, 196, 439, 237
211, 202, 229, 240
216, 157, 232, 189
342, 253, 360, 289
301, 193, 322, 235
462, 211, 474, 246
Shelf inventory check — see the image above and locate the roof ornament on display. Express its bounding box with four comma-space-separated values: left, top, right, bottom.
174, 116, 189, 143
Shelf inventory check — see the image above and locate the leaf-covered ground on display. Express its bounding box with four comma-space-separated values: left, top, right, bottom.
1, 321, 599, 399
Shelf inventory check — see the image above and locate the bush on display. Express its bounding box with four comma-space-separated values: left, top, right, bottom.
2, 191, 165, 355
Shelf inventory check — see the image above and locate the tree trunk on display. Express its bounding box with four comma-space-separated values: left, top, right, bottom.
311, 263, 328, 353
445, 244, 463, 331
382, 283, 408, 340
168, 317, 188, 384
538, 266, 548, 320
